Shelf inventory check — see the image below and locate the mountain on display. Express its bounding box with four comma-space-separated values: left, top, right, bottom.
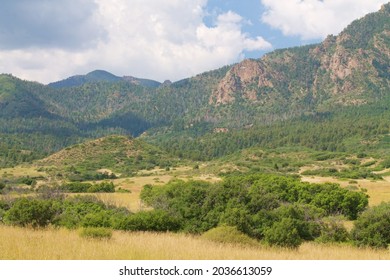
206, 3, 390, 125
48, 70, 161, 88
0, 74, 57, 119
0, 4, 389, 166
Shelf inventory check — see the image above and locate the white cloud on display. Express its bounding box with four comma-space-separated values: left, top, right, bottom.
0, 0, 271, 84
261, 0, 388, 40
0, 0, 105, 50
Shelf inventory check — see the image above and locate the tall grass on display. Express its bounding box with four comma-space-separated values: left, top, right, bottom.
0, 225, 389, 260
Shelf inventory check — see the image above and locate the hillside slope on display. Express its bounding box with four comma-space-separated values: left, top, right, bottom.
38, 135, 178, 178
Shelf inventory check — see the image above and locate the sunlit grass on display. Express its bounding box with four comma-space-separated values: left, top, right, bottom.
0, 166, 46, 178
0, 225, 389, 260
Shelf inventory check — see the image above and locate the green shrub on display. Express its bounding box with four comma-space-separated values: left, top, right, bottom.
340, 191, 369, 220
380, 158, 390, 169
357, 153, 367, 159
18, 177, 36, 186
78, 227, 112, 239
202, 226, 259, 247
264, 218, 302, 249
316, 217, 350, 243
81, 211, 112, 228
87, 181, 115, 193
55, 196, 107, 229
0, 199, 10, 211
343, 158, 360, 165
61, 181, 115, 193
271, 204, 323, 241
4, 198, 58, 228
61, 182, 92, 193
314, 153, 338, 161
141, 174, 368, 241
361, 160, 376, 167
351, 202, 390, 249
116, 210, 181, 232
219, 203, 251, 234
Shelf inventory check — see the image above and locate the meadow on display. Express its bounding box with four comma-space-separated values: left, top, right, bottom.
1, 225, 389, 260
1, 159, 390, 260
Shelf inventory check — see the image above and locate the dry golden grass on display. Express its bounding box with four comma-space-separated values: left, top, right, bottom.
93, 193, 147, 212
0, 225, 389, 260
0, 166, 46, 178
112, 175, 172, 190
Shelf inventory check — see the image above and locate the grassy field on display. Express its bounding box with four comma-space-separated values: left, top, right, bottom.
0, 166, 46, 178
1, 159, 390, 260
0, 225, 389, 260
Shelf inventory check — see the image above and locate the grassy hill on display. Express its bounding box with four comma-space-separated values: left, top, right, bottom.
38, 135, 180, 180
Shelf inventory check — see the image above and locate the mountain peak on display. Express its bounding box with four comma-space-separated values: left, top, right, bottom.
85, 70, 121, 80
48, 70, 161, 88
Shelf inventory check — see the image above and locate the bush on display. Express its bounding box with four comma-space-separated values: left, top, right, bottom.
61, 181, 115, 193
380, 158, 390, 169
351, 202, 390, 249
78, 227, 112, 239
271, 204, 323, 241
4, 198, 58, 228
81, 211, 112, 228
87, 181, 115, 193
141, 174, 368, 244
18, 177, 36, 186
61, 182, 92, 193
264, 218, 302, 249
0, 199, 10, 211
116, 210, 181, 232
316, 217, 350, 243
55, 196, 107, 229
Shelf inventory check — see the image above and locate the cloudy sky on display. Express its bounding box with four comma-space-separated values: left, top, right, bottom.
0, 0, 388, 84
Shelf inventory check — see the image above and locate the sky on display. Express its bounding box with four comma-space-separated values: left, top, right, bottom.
0, 0, 388, 84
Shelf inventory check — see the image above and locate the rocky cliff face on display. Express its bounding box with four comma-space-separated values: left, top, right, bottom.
209, 3, 390, 108
209, 59, 275, 105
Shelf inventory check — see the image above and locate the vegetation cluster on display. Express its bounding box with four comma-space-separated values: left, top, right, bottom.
0, 173, 389, 249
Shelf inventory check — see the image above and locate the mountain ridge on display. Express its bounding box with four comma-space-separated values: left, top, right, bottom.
210, 3, 389, 110
48, 70, 161, 88
0, 3, 389, 166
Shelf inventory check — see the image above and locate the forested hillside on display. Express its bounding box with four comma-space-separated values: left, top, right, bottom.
0, 4, 389, 166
